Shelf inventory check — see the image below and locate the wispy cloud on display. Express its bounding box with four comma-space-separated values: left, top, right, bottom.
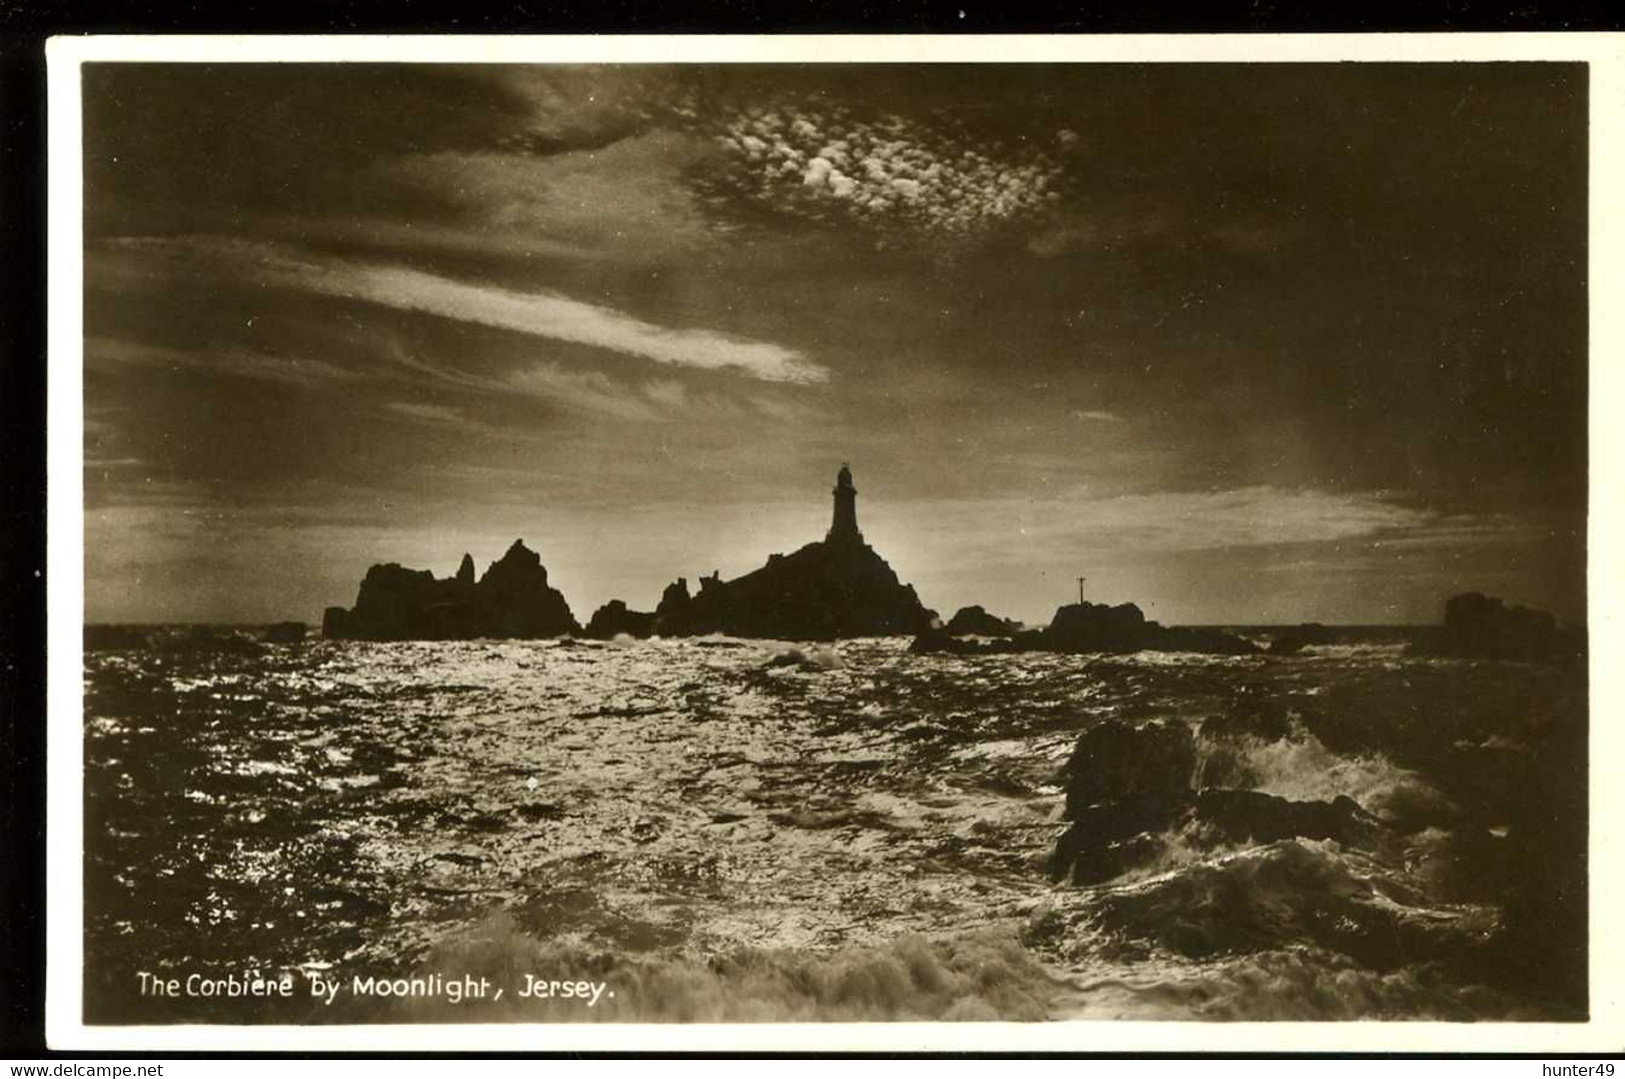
884, 485, 1440, 560
102, 237, 828, 386
382, 401, 467, 426
379, 399, 568, 445
85, 336, 363, 389
326, 261, 826, 385
1057, 486, 1435, 551
506, 364, 671, 423
373, 326, 816, 427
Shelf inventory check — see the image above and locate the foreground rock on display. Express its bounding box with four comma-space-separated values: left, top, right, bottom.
1047, 718, 1383, 886
323, 539, 580, 640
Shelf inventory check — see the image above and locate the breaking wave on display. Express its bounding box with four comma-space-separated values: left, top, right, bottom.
336, 915, 1063, 1023
1065, 946, 1540, 1022
1196, 720, 1459, 829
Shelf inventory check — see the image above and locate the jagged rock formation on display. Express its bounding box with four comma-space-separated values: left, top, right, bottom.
650, 466, 936, 641
322, 539, 580, 640
653, 578, 695, 636
584, 599, 656, 640
1048, 717, 1382, 886
945, 605, 1021, 636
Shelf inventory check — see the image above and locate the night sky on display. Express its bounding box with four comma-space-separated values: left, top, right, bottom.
81, 62, 1588, 626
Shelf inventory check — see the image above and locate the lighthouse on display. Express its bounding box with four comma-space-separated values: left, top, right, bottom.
827, 463, 864, 545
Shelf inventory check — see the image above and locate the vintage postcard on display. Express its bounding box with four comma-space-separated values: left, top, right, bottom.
44, 33, 1625, 1052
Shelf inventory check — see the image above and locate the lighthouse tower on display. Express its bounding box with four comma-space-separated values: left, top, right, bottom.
828, 463, 864, 545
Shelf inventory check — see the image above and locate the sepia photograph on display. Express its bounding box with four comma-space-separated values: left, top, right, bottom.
57, 39, 1601, 1042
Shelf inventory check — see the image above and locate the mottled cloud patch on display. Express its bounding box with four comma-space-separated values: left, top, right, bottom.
698, 105, 1065, 242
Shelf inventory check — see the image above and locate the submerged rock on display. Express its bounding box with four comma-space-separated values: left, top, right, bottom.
264, 621, 307, 644
1198, 700, 1295, 743
1187, 788, 1380, 848
1077, 838, 1486, 969
908, 627, 1028, 655
763, 645, 842, 671
1050, 789, 1381, 886
1150, 624, 1261, 656
1267, 623, 1333, 655
155, 626, 262, 655
323, 539, 580, 640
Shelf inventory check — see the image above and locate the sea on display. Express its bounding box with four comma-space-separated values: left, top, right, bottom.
82, 629, 1588, 1023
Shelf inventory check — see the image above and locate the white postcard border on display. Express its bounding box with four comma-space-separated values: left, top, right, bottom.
44, 30, 1625, 1053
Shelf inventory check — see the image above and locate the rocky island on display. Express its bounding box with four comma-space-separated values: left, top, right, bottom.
326, 466, 934, 643
911, 598, 1258, 657
586, 465, 937, 641
1416, 591, 1574, 662
322, 539, 580, 640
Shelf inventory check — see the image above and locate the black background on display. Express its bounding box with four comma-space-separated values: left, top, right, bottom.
4, 0, 1624, 1059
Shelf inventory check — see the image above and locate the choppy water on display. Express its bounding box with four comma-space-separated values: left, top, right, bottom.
83, 632, 1587, 1023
